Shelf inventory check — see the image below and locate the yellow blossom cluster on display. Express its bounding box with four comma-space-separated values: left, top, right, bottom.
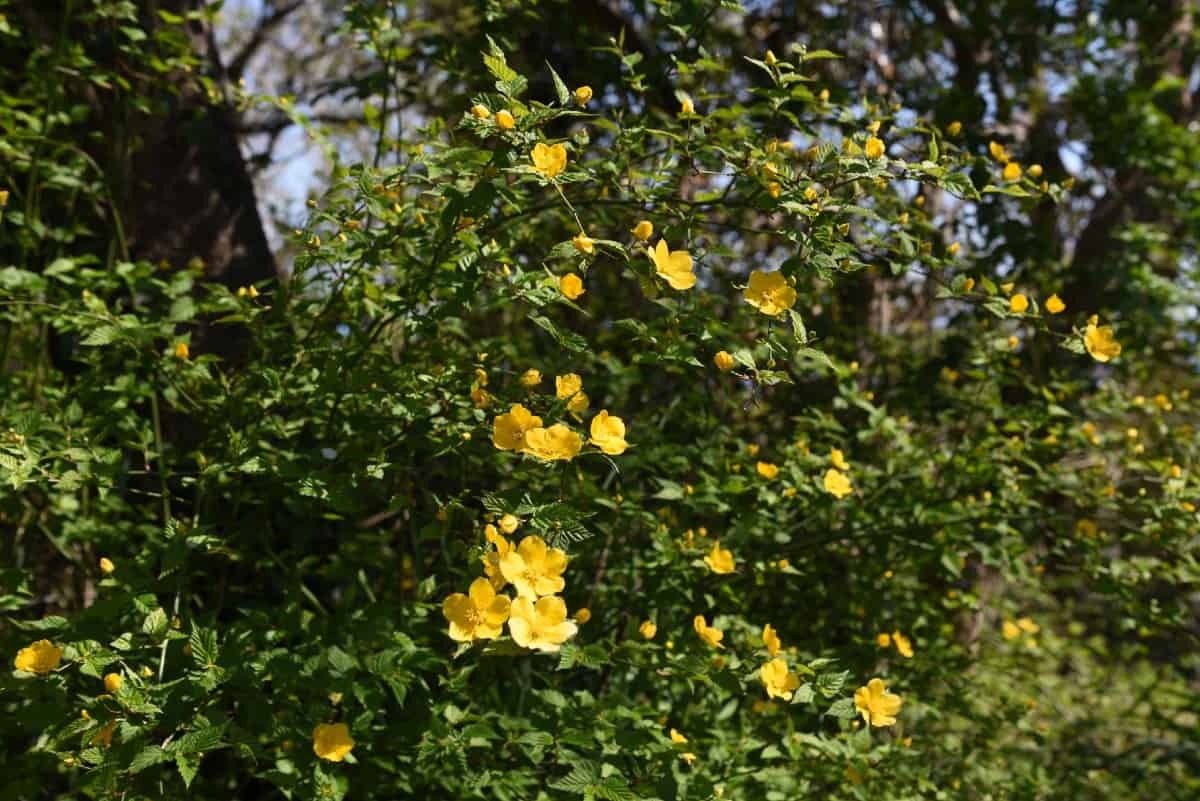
491, 371, 629, 461
443, 517, 578, 653
823, 447, 854, 499
1001, 616, 1040, 649
876, 630, 914, 658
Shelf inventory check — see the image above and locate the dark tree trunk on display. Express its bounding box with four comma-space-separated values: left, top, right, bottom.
122, 0, 276, 289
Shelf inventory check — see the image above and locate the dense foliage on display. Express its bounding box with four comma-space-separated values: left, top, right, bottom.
2, 1, 1198, 799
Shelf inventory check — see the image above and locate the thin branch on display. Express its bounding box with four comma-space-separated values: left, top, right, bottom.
226, 0, 305, 82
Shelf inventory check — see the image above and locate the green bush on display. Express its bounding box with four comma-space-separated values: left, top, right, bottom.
2, 2, 1198, 799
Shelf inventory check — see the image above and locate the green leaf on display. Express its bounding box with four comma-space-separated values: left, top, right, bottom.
547, 62, 571, 105
824, 697, 858, 719
80, 325, 121, 347
168, 295, 197, 322
173, 724, 227, 755
129, 745, 171, 773
549, 762, 601, 794
176, 753, 199, 789
529, 314, 587, 353
142, 608, 168, 637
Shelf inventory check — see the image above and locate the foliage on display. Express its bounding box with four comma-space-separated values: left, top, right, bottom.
2, 1, 1199, 800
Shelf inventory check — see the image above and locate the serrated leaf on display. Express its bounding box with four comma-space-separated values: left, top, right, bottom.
825, 697, 858, 719
142, 608, 168, 637
173, 724, 226, 755
176, 753, 199, 788
80, 325, 120, 346
529, 314, 587, 353
549, 762, 601, 793
129, 745, 170, 773
547, 62, 571, 105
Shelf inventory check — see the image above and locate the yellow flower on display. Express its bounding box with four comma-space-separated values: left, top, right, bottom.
854, 677, 903, 727
589, 410, 628, 455
500, 535, 568, 599
442, 577, 512, 641
1010, 294, 1029, 313
703, 540, 735, 574
572, 232, 595, 254
1045, 294, 1065, 314
947, 241, 961, 256
962, 277, 975, 291
693, 615, 724, 649
14, 640, 62, 674
631, 220, 653, 241
1084, 323, 1121, 362
757, 461, 780, 480
531, 142, 568, 179
670, 728, 688, 744
649, 239, 696, 290
891, 631, 914, 658
639, 620, 657, 640
520, 368, 543, 388
91, 721, 117, 748
864, 136, 885, 159
946, 121, 962, 136
876, 632, 892, 648
743, 270, 797, 316
823, 468, 853, 499
103, 673, 123, 693
760, 658, 802, 701
1008, 335, 1020, 350
560, 272, 585, 300
312, 722, 354, 762
681, 752, 697, 765
470, 104, 491, 119
471, 386, 492, 408
508, 595, 577, 652
495, 110, 515, 129
524, 424, 583, 461
99, 557, 115, 574
1154, 393, 1173, 410
556, 373, 584, 405
764, 49, 777, 65
767, 182, 782, 199
714, 350, 735, 371
492, 404, 543, 451
818, 88, 830, 102
481, 525, 512, 589
1002, 620, 1021, 640
574, 607, 592, 624
574, 85, 593, 106
499, 514, 520, 535
762, 623, 781, 657
830, 448, 849, 471
680, 95, 695, 115
1017, 617, 1040, 634
804, 186, 819, 202
988, 141, 1011, 163
174, 342, 189, 360
1003, 162, 1022, 181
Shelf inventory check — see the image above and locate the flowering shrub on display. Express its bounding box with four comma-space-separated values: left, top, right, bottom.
2, 2, 1199, 800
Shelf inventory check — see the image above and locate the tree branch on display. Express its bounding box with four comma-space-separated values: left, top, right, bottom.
226, 0, 305, 82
